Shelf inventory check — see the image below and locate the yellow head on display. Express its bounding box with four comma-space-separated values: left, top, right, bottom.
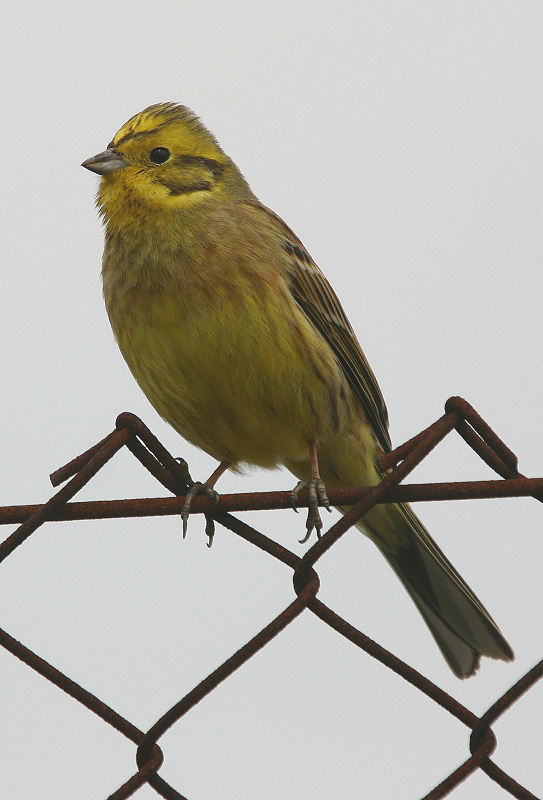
82, 103, 252, 227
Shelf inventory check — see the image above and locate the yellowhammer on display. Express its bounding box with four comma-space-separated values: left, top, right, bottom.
82, 102, 513, 677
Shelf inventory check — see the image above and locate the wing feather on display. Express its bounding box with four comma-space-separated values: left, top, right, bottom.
255, 203, 391, 453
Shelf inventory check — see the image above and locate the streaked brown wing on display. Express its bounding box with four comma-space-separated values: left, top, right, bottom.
256, 203, 391, 453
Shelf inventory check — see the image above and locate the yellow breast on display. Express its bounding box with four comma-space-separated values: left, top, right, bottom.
104, 250, 351, 467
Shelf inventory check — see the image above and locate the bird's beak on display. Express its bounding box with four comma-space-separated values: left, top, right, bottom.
81, 148, 127, 175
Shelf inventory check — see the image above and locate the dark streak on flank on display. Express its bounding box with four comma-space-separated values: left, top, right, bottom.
304, 389, 319, 431
328, 383, 340, 431
288, 311, 325, 387
309, 352, 327, 386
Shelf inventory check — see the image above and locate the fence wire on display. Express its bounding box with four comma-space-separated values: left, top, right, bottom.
1, 395, 542, 799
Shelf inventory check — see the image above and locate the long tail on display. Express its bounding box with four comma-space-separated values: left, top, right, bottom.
360, 502, 514, 678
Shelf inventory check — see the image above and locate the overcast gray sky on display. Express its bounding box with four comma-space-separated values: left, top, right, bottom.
1, 2, 542, 798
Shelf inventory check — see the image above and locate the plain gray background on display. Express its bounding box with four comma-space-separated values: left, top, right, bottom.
1, 2, 542, 798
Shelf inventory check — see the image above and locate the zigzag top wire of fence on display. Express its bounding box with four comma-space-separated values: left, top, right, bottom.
1, 396, 542, 800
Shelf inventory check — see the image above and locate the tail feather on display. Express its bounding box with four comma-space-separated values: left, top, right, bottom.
360, 503, 514, 678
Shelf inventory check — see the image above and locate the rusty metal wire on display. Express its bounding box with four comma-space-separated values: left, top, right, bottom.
1, 396, 542, 799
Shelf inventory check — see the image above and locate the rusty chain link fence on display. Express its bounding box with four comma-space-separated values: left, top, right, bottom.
1, 395, 542, 799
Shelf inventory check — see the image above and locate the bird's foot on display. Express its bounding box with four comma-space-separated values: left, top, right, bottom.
290, 479, 332, 543
181, 482, 220, 544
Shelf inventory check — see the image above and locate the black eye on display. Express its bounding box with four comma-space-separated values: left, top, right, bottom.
149, 147, 170, 164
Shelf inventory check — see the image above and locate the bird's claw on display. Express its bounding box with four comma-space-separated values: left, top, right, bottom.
290, 479, 331, 543
181, 482, 220, 539
205, 514, 216, 548
174, 456, 194, 487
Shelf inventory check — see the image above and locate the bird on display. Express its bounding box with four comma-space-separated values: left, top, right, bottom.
82, 102, 514, 677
